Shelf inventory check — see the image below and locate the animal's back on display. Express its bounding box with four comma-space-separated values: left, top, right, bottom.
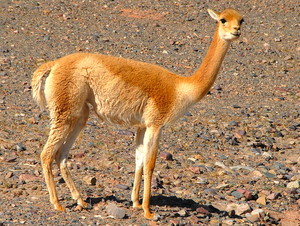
44, 53, 182, 126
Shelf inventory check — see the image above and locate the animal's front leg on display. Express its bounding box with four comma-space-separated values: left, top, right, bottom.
142, 126, 161, 219
132, 127, 146, 209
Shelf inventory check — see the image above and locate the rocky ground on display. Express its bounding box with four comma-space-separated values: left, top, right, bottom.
0, 0, 299, 225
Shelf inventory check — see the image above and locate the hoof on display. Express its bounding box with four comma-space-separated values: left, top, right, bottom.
133, 203, 143, 210
55, 205, 66, 212
78, 201, 92, 210
145, 213, 160, 220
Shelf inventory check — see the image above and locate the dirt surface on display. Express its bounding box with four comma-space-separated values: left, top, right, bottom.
0, 0, 299, 225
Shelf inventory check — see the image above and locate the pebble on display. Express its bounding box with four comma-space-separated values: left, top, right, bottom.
106, 203, 126, 219
235, 130, 246, 138
215, 161, 226, 169
274, 37, 281, 42
263, 172, 276, 178
231, 191, 244, 200
160, 151, 173, 161
189, 215, 201, 224
235, 203, 251, 215
117, 130, 134, 136
7, 157, 17, 162
83, 176, 97, 186
169, 219, 179, 225
5, 172, 13, 179
116, 184, 130, 190
196, 207, 211, 215
251, 209, 265, 218
177, 209, 188, 217
236, 188, 252, 199
287, 181, 300, 189
222, 219, 235, 225
230, 165, 254, 171
227, 121, 239, 126
74, 152, 85, 158
256, 196, 267, 205
267, 192, 281, 200
16, 144, 26, 152
18, 174, 43, 182
189, 166, 203, 174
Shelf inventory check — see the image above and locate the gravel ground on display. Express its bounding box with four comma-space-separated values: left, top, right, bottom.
0, 0, 299, 225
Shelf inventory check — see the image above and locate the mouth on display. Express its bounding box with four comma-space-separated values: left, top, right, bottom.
231, 32, 241, 38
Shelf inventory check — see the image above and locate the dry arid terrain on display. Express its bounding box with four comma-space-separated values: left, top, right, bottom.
0, 0, 299, 225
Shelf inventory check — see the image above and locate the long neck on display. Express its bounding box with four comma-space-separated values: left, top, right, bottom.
188, 24, 231, 102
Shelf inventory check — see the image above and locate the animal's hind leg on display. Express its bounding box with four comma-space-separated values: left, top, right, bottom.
41, 120, 74, 212
55, 103, 91, 209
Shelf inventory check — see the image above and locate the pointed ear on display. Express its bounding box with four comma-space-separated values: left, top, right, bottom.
207, 9, 219, 21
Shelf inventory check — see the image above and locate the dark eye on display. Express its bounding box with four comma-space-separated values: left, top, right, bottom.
240, 18, 244, 25
220, 18, 227, 24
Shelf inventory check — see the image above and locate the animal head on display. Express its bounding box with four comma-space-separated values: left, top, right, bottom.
208, 8, 244, 41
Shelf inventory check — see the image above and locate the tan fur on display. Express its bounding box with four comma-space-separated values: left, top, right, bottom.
32, 8, 243, 219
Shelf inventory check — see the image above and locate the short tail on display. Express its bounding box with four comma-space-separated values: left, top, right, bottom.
32, 61, 56, 110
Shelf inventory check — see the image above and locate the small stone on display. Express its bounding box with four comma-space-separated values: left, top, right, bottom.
189, 166, 202, 174
274, 37, 281, 42
196, 207, 211, 215
235, 130, 246, 138
284, 55, 293, 61
222, 219, 235, 225
256, 196, 267, 205
5, 172, 13, 178
151, 177, 162, 188
160, 151, 172, 161
287, 181, 300, 189
74, 152, 85, 158
117, 130, 134, 136
263, 172, 276, 178
184, 111, 192, 116
251, 209, 265, 218
169, 219, 179, 225
267, 192, 281, 200
116, 184, 129, 190
178, 209, 188, 217
246, 213, 259, 222
29, 117, 37, 124
231, 191, 244, 200
7, 156, 17, 162
215, 161, 226, 168
16, 144, 26, 152
235, 203, 251, 215
106, 203, 126, 219
19, 174, 43, 182
263, 152, 272, 159
26, 159, 36, 165
189, 215, 201, 224
83, 176, 96, 186
236, 188, 252, 200
251, 170, 263, 178
228, 121, 239, 126
230, 165, 254, 171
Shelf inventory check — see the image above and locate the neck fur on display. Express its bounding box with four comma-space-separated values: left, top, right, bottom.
187, 24, 231, 102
